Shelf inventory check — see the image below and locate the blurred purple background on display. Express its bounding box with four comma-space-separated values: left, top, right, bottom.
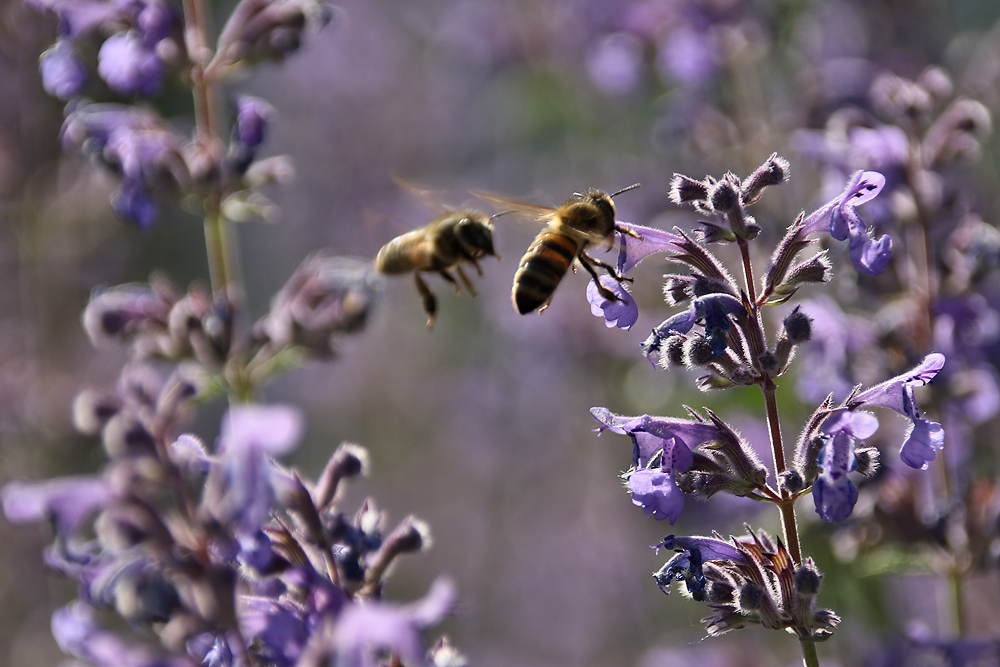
2, 0, 999, 665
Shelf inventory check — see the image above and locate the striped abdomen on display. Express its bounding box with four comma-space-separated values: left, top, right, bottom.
512, 228, 586, 314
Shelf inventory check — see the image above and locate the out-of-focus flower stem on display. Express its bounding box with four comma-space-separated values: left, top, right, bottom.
183, 0, 233, 298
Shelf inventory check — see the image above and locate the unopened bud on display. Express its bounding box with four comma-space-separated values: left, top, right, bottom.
668, 173, 709, 205
741, 153, 790, 205
782, 307, 813, 343
854, 446, 881, 477
738, 581, 765, 611
684, 336, 716, 367
780, 469, 804, 495
709, 178, 740, 214
794, 562, 823, 597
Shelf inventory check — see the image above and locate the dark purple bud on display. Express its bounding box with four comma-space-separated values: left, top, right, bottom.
741, 152, 789, 205
683, 336, 715, 367
780, 469, 803, 495
782, 306, 813, 343
738, 581, 765, 611
40, 40, 88, 100
236, 96, 272, 149
136, 1, 175, 45
668, 173, 709, 206
708, 178, 740, 214
112, 179, 158, 228
794, 562, 822, 597
314, 442, 369, 510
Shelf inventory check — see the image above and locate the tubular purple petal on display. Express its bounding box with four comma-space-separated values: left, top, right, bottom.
899, 419, 945, 470
853, 353, 946, 415
655, 534, 746, 564
2, 476, 112, 535
802, 170, 892, 274
615, 222, 683, 273
627, 468, 685, 523
587, 276, 638, 329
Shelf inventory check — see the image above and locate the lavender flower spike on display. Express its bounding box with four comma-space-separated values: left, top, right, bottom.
854, 353, 946, 470
802, 170, 892, 275
812, 409, 879, 522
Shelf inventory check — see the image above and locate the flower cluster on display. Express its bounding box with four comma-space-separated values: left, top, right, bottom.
586, 154, 950, 649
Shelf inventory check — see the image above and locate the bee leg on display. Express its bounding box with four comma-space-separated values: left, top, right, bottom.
578, 254, 622, 303
614, 224, 644, 240
437, 269, 462, 296
581, 251, 634, 284
470, 259, 484, 277
456, 266, 478, 297
414, 273, 437, 329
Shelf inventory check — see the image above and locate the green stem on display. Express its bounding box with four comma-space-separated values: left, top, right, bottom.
800, 639, 820, 667
951, 567, 967, 636
182, 0, 231, 296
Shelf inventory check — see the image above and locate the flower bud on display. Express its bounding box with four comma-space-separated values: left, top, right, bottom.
783, 307, 813, 343
741, 153, 789, 205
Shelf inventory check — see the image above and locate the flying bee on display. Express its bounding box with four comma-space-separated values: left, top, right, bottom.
478, 185, 641, 315
374, 209, 505, 328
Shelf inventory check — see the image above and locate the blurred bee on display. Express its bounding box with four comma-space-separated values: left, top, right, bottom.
374, 209, 504, 328
479, 185, 641, 314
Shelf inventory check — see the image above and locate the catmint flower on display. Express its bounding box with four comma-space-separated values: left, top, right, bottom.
587, 275, 637, 329
652, 534, 745, 601
52, 602, 193, 667
40, 39, 87, 99
98, 32, 163, 96
333, 577, 456, 667
802, 170, 892, 275
591, 409, 734, 524
62, 104, 192, 227
852, 353, 946, 470
229, 96, 274, 174
203, 404, 304, 534
585, 223, 682, 328
256, 255, 383, 356
2, 476, 112, 536
643, 293, 745, 361
614, 222, 683, 274
812, 409, 879, 522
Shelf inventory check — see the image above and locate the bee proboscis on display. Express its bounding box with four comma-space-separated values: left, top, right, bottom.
477, 185, 641, 315
374, 209, 504, 328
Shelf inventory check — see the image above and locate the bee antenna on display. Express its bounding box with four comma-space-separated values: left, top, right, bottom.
489, 209, 516, 222
610, 183, 641, 199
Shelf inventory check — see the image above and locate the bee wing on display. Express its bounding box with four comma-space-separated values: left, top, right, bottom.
391, 175, 455, 216
470, 190, 557, 225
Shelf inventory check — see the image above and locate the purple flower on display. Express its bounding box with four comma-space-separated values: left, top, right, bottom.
97, 32, 163, 96
615, 222, 683, 274
592, 409, 728, 524
228, 96, 274, 173
812, 409, 879, 522
628, 467, 685, 522
587, 275, 638, 329
39, 39, 87, 99
333, 577, 456, 667
644, 293, 745, 358
2, 476, 112, 536
585, 222, 681, 329
853, 353, 946, 470
112, 179, 158, 228
203, 405, 304, 534
652, 534, 745, 600
802, 170, 892, 275
586, 32, 644, 96
52, 602, 194, 667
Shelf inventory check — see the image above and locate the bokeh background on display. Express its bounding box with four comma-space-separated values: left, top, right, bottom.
1, 0, 999, 665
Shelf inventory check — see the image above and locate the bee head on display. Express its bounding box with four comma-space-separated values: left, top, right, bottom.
455, 215, 496, 257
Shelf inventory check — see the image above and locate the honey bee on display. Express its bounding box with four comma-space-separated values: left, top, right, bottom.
479, 185, 641, 314
374, 209, 502, 328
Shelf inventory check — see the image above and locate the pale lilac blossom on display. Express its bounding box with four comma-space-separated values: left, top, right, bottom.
802, 170, 892, 275
812, 409, 879, 522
